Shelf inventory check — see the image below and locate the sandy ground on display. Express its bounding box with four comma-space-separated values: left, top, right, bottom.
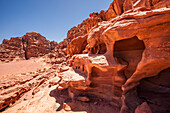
0, 58, 47, 78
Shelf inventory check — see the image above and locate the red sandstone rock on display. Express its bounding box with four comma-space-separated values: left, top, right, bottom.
123, 0, 134, 12
0, 32, 58, 62
0, 37, 25, 62
133, 0, 151, 9
1, 0, 170, 113
49, 76, 61, 86
105, 2, 117, 20
22, 32, 53, 59
0, 67, 57, 111
50, 41, 58, 50
135, 102, 152, 113
66, 35, 88, 56
77, 96, 90, 102
57, 0, 170, 113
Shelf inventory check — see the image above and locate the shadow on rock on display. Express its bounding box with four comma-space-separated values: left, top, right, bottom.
49, 88, 119, 113
49, 88, 68, 111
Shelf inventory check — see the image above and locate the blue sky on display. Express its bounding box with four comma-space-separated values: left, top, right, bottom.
0, 0, 112, 43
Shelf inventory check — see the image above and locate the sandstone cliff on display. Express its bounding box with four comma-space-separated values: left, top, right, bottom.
0, 0, 170, 113
0, 32, 58, 62
58, 0, 170, 113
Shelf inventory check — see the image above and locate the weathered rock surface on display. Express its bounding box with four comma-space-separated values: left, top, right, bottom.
0, 64, 58, 112
66, 35, 88, 56
0, 0, 170, 113
135, 102, 152, 113
0, 32, 58, 62
0, 40, 69, 112
57, 0, 170, 113
0, 37, 25, 62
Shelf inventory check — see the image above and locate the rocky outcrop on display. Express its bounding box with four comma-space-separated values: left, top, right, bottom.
0, 63, 60, 112
57, 0, 170, 113
0, 32, 58, 62
0, 0, 170, 113
66, 35, 88, 56
0, 37, 25, 62
66, 0, 169, 56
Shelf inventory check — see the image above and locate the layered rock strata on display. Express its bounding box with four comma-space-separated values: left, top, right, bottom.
58, 0, 170, 113
0, 0, 169, 113
0, 64, 60, 112
0, 32, 58, 62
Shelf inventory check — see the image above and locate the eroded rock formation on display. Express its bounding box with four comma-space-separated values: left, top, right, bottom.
0, 32, 58, 62
57, 0, 170, 113
0, 62, 61, 112
0, 0, 170, 113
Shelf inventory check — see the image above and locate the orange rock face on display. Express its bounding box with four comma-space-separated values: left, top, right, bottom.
0, 0, 170, 113
0, 37, 25, 62
66, 35, 88, 56
0, 32, 58, 62
58, 0, 170, 113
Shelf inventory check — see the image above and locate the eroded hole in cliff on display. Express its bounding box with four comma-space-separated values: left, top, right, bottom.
114, 36, 145, 78
137, 67, 170, 113
91, 43, 107, 54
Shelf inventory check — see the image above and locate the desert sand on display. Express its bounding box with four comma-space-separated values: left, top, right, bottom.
0, 58, 46, 79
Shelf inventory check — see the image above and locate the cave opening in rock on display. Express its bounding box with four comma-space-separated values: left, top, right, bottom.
78, 66, 80, 69
137, 67, 170, 113
91, 43, 107, 54
114, 36, 145, 78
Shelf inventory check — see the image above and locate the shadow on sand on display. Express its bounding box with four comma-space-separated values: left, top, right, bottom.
49, 88, 119, 113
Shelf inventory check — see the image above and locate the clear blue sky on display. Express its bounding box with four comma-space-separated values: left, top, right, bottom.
0, 0, 113, 44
